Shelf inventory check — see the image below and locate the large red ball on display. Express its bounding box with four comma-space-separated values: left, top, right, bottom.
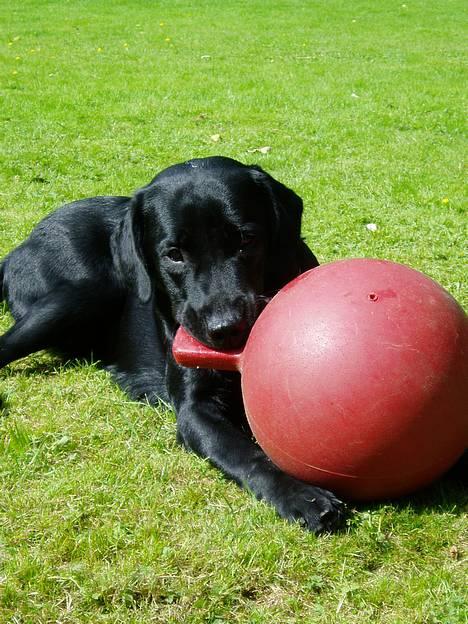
241, 259, 468, 501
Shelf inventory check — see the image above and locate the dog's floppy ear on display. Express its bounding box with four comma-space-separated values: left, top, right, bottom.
249, 166, 318, 289
112, 191, 152, 303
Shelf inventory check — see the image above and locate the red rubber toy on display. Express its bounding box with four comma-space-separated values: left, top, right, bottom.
173, 259, 468, 501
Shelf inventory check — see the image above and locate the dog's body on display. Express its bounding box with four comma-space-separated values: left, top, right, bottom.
0, 156, 344, 532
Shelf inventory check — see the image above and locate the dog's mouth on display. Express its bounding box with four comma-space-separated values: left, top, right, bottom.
181, 320, 251, 352
208, 324, 251, 351
179, 294, 271, 352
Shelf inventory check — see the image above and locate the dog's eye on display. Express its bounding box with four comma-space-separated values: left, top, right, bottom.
239, 235, 258, 253
166, 248, 184, 263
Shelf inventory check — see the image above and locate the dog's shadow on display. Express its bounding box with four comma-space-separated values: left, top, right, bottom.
1, 353, 97, 377
0, 354, 101, 416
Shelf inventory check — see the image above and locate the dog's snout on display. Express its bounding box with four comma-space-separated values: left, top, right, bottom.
183, 294, 258, 350
207, 316, 248, 349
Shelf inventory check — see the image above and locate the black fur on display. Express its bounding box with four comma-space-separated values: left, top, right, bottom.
0, 156, 345, 532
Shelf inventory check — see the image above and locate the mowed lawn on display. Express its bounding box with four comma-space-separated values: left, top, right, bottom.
0, 1, 466, 622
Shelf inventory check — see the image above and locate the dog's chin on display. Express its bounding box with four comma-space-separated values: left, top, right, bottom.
207, 332, 250, 352
185, 327, 250, 352
178, 319, 252, 352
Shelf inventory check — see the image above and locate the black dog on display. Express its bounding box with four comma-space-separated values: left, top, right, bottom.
0, 156, 345, 532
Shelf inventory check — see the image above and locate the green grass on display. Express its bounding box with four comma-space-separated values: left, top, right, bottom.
0, 1, 467, 622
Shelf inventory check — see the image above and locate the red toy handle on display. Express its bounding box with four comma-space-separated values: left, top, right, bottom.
172, 326, 244, 372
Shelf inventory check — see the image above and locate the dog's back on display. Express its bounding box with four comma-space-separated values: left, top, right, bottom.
2, 196, 130, 320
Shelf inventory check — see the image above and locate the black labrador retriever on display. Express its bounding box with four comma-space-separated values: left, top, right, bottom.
0, 156, 345, 532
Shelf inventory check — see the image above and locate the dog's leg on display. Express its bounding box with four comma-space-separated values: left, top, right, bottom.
0, 292, 87, 368
104, 296, 168, 403
171, 371, 346, 533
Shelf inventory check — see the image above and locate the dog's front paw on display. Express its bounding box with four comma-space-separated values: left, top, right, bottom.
273, 475, 347, 533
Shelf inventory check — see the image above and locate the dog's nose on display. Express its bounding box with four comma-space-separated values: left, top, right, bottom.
206, 317, 248, 349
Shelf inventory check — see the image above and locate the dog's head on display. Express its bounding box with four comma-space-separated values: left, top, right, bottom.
115, 156, 318, 349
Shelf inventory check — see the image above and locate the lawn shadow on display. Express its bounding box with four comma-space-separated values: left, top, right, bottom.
1, 353, 101, 378
356, 453, 468, 517
0, 353, 104, 418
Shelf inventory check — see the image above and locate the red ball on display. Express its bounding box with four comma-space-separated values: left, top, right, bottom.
241, 259, 468, 500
